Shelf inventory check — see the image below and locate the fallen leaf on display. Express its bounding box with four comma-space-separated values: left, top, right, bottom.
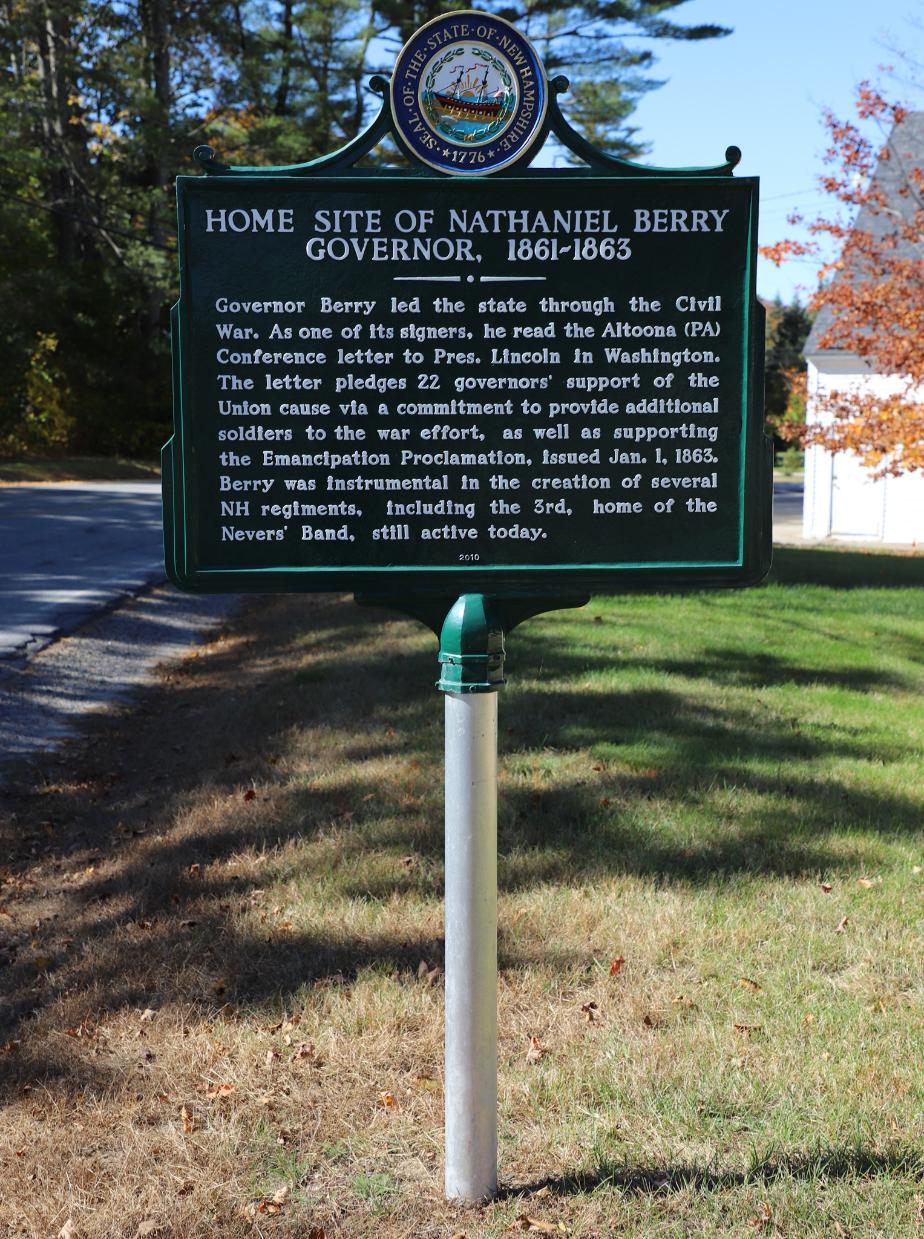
33, 954, 53, 971
243, 788, 256, 802
265, 1049, 281, 1067
379, 1090, 398, 1109
642, 1013, 658, 1028
2, 1040, 20, 1053
734, 1023, 762, 1034
857, 877, 875, 888
64, 1019, 97, 1040
291, 1042, 317, 1062
738, 977, 762, 992
512, 1217, 566, 1234
413, 1074, 439, 1092
526, 1036, 546, 1063
820, 882, 833, 893
58, 1221, 77, 1239
835, 916, 850, 933
802, 1012, 815, 1026
188, 863, 202, 879
747, 1200, 773, 1228
912, 865, 922, 875
580, 1001, 599, 1023
306, 1230, 328, 1239
832, 1222, 848, 1236
416, 959, 441, 986
204, 1083, 235, 1098
180, 1105, 196, 1133
134, 1222, 158, 1238
609, 956, 626, 977
140, 1008, 157, 1023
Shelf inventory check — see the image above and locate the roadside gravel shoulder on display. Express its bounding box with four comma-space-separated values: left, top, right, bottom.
0, 584, 241, 778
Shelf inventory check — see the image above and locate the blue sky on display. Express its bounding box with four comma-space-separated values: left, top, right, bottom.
615, 0, 923, 303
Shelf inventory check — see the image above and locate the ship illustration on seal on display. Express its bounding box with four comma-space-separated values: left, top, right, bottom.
432, 66, 504, 119
421, 47, 517, 143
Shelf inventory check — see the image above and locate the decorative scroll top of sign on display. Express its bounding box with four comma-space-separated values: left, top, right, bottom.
391, 11, 548, 176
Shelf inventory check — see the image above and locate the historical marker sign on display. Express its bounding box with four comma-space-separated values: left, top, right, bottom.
162, 13, 772, 1206
163, 37, 770, 598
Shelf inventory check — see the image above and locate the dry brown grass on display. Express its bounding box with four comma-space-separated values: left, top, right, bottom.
0, 596, 475, 1236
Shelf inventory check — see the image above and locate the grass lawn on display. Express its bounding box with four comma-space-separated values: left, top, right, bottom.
0, 456, 159, 483
1, 546, 923, 1237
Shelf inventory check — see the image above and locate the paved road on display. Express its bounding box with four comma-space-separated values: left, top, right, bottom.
0, 482, 165, 663
772, 479, 804, 544
0, 481, 239, 774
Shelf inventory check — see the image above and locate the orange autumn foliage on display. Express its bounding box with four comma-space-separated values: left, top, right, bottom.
761, 85, 924, 475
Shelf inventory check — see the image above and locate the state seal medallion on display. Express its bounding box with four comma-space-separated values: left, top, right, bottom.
391, 10, 548, 176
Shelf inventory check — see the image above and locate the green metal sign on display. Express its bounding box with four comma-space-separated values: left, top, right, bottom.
163, 71, 770, 599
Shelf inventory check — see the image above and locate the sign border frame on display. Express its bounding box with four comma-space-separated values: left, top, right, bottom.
164, 170, 770, 596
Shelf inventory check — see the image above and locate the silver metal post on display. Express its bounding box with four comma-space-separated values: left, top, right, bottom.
444, 689, 498, 1202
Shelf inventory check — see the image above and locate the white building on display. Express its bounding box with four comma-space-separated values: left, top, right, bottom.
802, 113, 924, 545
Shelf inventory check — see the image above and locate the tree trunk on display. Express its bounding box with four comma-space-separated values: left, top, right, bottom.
274, 0, 294, 116
140, 0, 171, 334
34, 2, 95, 266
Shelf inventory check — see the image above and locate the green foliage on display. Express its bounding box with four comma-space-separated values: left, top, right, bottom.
775, 445, 804, 476
764, 297, 812, 445
11, 334, 74, 454
0, 0, 727, 457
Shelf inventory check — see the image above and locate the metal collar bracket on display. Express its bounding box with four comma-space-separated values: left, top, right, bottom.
437, 594, 506, 694
355, 591, 589, 694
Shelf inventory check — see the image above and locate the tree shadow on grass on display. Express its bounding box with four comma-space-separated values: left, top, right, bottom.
1, 568, 923, 1084
769, 546, 924, 590
502, 1142, 924, 1198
